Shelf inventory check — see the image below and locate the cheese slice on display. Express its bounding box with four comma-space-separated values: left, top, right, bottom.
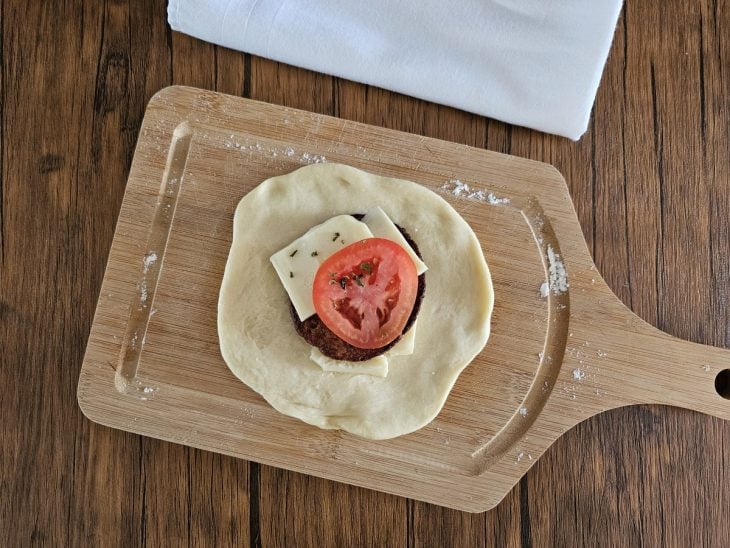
389, 320, 417, 356
361, 207, 428, 275
270, 215, 373, 320
310, 347, 389, 377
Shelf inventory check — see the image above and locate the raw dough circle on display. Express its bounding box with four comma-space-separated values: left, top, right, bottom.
218, 163, 493, 439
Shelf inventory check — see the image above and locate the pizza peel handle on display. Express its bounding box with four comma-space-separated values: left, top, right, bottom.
512, 159, 730, 426
557, 275, 730, 422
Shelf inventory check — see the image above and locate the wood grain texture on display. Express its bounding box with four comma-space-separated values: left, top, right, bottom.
73, 85, 729, 508
1, 0, 727, 545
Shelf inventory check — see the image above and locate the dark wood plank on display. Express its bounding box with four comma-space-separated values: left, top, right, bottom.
0, 0, 727, 546
258, 468, 407, 547
411, 504, 487, 548
214, 46, 246, 97
702, 0, 730, 356
0, 1, 142, 545
171, 31, 216, 89
249, 56, 335, 114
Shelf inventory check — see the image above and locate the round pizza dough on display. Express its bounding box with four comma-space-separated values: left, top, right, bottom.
218, 163, 493, 439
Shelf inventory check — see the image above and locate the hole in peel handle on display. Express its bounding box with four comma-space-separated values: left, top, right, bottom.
716, 369, 730, 400
593, 312, 730, 421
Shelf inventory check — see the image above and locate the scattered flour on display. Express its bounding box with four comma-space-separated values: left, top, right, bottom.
572, 368, 586, 381
486, 192, 511, 205
539, 281, 550, 298
441, 179, 510, 205
143, 251, 157, 274
300, 152, 327, 164
519, 407, 528, 417
224, 138, 325, 164
546, 245, 569, 294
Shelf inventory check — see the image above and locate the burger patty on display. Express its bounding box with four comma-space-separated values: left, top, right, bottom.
291, 216, 426, 362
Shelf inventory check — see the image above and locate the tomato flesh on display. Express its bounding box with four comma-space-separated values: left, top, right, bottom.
312, 238, 418, 349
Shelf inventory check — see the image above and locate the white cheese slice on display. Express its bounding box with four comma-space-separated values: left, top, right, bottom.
270, 215, 373, 320
388, 320, 417, 356
361, 206, 428, 275
310, 347, 389, 377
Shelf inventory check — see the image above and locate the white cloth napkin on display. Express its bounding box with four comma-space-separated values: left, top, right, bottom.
168, 1, 623, 140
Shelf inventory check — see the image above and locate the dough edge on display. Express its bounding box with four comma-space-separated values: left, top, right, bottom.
218, 163, 494, 440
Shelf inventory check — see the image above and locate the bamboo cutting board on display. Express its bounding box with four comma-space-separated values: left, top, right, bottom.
78, 86, 730, 512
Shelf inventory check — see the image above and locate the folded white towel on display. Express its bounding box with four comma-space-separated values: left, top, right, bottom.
168, 0, 623, 140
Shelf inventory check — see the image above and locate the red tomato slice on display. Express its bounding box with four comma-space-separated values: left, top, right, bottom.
312, 238, 419, 350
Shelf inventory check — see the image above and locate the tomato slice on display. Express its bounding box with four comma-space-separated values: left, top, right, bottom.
312, 238, 419, 350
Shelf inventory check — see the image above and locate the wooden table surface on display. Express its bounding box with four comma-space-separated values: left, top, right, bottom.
2, 1, 728, 545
